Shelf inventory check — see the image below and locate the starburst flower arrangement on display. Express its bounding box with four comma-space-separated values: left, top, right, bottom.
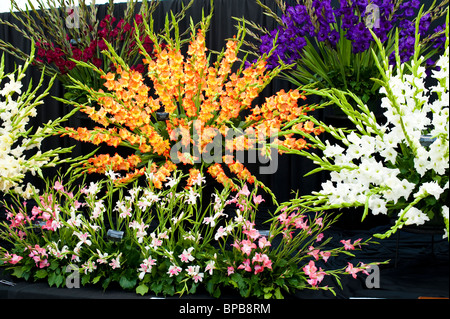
58, 12, 324, 189
281, 12, 449, 239
0, 46, 79, 198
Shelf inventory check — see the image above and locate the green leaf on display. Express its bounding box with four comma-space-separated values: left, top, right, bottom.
274, 287, 284, 299
150, 280, 164, 295
82, 274, 91, 285
92, 275, 102, 284
49, 260, 59, 271
12, 267, 24, 278
48, 272, 64, 288
119, 274, 137, 290
102, 277, 112, 290
34, 269, 47, 279
136, 284, 149, 296
48, 272, 57, 287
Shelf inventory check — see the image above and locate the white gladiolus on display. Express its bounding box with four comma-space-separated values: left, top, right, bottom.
297, 33, 449, 239
0, 50, 74, 198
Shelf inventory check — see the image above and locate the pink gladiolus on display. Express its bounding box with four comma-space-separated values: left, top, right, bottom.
254, 264, 264, 274
239, 184, 251, 197
167, 265, 182, 277
28, 245, 49, 268
3, 253, 23, 265
243, 228, 260, 240
340, 239, 355, 250
307, 246, 320, 260
316, 233, 324, 242
240, 240, 257, 256
293, 216, 308, 230
53, 181, 65, 192
345, 262, 361, 279
303, 260, 326, 287
258, 236, 271, 249
238, 259, 252, 272
11, 254, 23, 264
315, 217, 323, 227
230, 240, 241, 251
303, 260, 317, 276
277, 212, 288, 225
179, 247, 195, 263
253, 194, 265, 205
320, 251, 331, 262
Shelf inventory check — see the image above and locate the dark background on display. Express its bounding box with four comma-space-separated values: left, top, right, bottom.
0, 0, 448, 301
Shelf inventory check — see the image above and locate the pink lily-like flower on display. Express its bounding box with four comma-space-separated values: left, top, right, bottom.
293, 216, 308, 230
254, 264, 264, 274
179, 247, 195, 263
307, 246, 320, 260
261, 254, 272, 270
320, 251, 331, 262
316, 233, 324, 242
237, 259, 252, 272
253, 194, 265, 205
205, 260, 216, 275
109, 254, 122, 269
53, 181, 65, 192
243, 227, 260, 240
240, 239, 257, 256
303, 260, 326, 287
345, 262, 362, 279
303, 260, 317, 277
167, 265, 182, 277
227, 266, 235, 276
340, 239, 355, 250
258, 236, 271, 249
3, 252, 23, 264
74, 231, 92, 247
239, 184, 251, 197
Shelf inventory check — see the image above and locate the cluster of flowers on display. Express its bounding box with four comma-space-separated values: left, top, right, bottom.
60, 20, 323, 188
36, 14, 155, 75
0, 167, 378, 298
0, 50, 74, 197
292, 27, 449, 239
259, 0, 446, 68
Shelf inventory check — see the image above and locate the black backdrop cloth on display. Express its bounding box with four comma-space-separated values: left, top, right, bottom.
0, 0, 449, 302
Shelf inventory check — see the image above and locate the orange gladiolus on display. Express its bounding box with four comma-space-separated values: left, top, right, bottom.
63, 20, 323, 189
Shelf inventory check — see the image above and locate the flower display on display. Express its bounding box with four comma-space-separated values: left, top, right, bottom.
0, 168, 381, 298
58, 14, 324, 189
0, 0, 445, 301
242, 0, 448, 105
0, 46, 79, 198
0, 0, 193, 102
282, 14, 449, 239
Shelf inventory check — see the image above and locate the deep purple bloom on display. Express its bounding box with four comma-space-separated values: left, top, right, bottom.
259, 0, 440, 69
